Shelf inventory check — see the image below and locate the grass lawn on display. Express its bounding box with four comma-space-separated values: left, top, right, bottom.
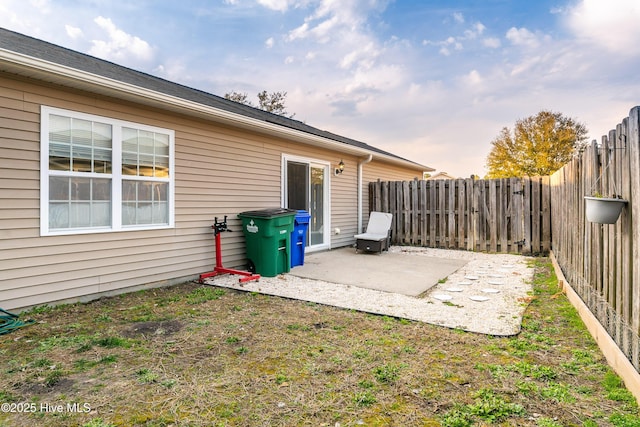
1, 258, 639, 426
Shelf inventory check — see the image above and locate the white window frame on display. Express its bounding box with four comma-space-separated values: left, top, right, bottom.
281, 154, 331, 252
40, 106, 175, 236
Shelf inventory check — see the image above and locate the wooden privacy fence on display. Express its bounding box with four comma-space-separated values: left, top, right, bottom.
369, 176, 551, 254
550, 106, 640, 370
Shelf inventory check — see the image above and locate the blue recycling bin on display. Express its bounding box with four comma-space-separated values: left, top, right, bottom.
290, 210, 310, 267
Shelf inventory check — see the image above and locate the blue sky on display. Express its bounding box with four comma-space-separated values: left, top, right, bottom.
2, 0, 640, 177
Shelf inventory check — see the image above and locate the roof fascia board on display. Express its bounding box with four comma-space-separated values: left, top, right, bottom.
0, 48, 429, 171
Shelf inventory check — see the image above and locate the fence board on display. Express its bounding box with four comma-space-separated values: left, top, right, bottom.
542, 176, 551, 252
512, 178, 523, 252
499, 179, 508, 252
523, 177, 532, 253
630, 108, 640, 368
457, 180, 466, 249
489, 180, 497, 252
620, 118, 632, 355
477, 181, 485, 251
411, 180, 418, 243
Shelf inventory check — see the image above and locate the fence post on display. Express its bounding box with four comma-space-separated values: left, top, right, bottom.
620, 118, 632, 356
629, 107, 640, 367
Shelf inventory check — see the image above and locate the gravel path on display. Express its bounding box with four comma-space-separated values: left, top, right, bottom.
203, 246, 535, 336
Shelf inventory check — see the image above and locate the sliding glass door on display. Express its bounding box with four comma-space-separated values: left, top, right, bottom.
283, 156, 330, 251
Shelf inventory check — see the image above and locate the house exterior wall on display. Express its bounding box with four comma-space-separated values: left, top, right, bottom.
0, 73, 423, 310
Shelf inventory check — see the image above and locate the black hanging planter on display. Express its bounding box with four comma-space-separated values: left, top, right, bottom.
584, 196, 627, 224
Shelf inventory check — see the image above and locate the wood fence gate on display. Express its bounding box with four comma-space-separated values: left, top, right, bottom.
369, 177, 551, 254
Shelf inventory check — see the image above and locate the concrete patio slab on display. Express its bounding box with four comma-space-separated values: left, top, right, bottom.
289, 247, 468, 296
202, 246, 536, 336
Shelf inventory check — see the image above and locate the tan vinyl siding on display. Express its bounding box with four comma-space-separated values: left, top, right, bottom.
0, 72, 424, 309
330, 157, 359, 248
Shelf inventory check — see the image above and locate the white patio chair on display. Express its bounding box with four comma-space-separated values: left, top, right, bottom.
354, 212, 393, 253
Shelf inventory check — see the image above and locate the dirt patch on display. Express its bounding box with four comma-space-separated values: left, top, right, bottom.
123, 320, 183, 338
18, 377, 76, 396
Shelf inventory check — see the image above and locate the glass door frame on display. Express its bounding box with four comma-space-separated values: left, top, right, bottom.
281, 154, 331, 253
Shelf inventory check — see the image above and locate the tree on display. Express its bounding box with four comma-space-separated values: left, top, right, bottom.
224, 91, 251, 105
224, 90, 295, 118
485, 110, 588, 178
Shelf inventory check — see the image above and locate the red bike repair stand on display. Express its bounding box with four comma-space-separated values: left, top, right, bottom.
199, 216, 260, 284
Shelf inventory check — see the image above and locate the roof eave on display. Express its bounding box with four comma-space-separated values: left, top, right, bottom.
0, 48, 432, 172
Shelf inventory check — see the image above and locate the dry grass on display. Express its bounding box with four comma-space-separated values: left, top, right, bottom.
1, 258, 639, 426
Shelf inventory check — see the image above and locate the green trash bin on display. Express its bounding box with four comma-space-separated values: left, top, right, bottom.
237, 208, 297, 277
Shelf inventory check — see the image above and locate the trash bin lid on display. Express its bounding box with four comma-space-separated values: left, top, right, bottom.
238, 208, 297, 218
294, 210, 311, 224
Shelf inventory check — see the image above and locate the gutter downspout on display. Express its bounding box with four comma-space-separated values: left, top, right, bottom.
357, 154, 374, 234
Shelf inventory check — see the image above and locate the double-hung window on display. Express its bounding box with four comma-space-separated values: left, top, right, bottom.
40, 106, 174, 235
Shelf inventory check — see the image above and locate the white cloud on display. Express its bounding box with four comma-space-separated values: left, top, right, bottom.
565, 0, 640, 55
287, 22, 310, 41
483, 37, 501, 48
437, 38, 462, 56
424, 21, 486, 55
288, 14, 342, 43
89, 16, 154, 63
344, 63, 404, 95
307, 15, 341, 42
465, 69, 482, 86
286, 0, 383, 43
65, 25, 83, 39
508, 55, 543, 77
152, 60, 188, 82
265, 37, 275, 48
0, 0, 49, 34
277, 0, 401, 118
464, 22, 485, 39
29, 0, 51, 14
257, 0, 294, 12
339, 42, 380, 70
452, 12, 464, 24
505, 27, 541, 48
